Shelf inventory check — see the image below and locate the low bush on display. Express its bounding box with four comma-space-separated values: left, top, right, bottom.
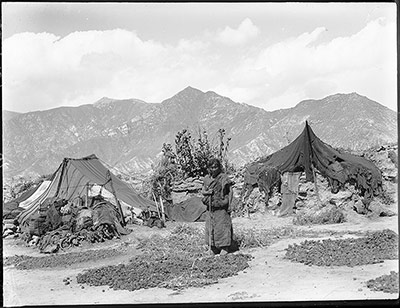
293, 206, 345, 225
366, 271, 399, 294
285, 229, 398, 267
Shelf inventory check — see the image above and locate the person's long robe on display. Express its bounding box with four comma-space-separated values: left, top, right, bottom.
202, 173, 233, 248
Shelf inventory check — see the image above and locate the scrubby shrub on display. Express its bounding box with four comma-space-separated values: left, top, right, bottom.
285, 229, 398, 267
146, 128, 234, 200
367, 271, 399, 294
234, 226, 297, 249
378, 189, 395, 205
293, 206, 345, 225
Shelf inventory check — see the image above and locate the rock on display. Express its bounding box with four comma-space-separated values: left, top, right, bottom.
368, 200, 397, 217
328, 190, 353, 206
2, 229, 14, 238
354, 200, 367, 214
171, 191, 189, 204
368, 200, 385, 216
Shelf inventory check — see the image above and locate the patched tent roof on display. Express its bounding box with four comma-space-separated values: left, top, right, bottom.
244, 121, 382, 202
17, 154, 156, 225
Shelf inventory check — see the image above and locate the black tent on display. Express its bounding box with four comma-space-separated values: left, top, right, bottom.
243, 121, 382, 204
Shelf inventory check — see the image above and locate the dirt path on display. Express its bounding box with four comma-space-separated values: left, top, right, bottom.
3, 214, 399, 306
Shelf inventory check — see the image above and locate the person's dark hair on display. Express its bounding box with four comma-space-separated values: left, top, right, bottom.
208, 157, 222, 170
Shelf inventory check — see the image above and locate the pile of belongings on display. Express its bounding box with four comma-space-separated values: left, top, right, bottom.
139, 208, 165, 229
23, 195, 131, 254
3, 182, 45, 238
3, 218, 20, 239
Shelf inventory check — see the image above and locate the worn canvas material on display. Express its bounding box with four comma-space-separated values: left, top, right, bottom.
244, 121, 382, 204
17, 154, 156, 226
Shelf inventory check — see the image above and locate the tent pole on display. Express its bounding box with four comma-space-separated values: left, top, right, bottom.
152, 192, 161, 219
157, 183, 166, 224
85, 183, 89, 207
208, 197, 213, 253
159, 196, 166, 224
107, 170, 126, 226
306, 122, 322, 207
55, 159, 67, 197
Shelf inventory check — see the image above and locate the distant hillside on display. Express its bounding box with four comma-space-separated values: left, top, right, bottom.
3, 87, 397, 180
2, 110, 22, 122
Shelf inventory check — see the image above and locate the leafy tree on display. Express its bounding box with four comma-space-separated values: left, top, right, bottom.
147, 143, 179, 201
216, 128, 232, 172
175, 129, 196, 178
192, 129, 214, 177
148, 128, 233, 201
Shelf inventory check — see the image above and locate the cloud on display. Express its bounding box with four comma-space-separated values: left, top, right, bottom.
2, 17, 396, 113
225, 18, 397, 111
216, 18, 260, 45
2, 29, 217, 111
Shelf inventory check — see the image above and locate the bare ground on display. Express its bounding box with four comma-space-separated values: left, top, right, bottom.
3, 211, 399, 306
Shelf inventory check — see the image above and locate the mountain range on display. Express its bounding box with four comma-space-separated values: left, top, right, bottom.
3, 87, 397, 181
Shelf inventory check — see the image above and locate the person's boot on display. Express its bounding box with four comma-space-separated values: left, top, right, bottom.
219, 249, 229, 256
210, 246, 221, 256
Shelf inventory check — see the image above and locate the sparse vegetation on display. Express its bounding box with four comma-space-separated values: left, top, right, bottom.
284, 229, 398, 267
378, 189, 396, 205
293, 206, 346, 225
77, 224, 252, 291
367, 271, 399, 294
146, 128, 233, 200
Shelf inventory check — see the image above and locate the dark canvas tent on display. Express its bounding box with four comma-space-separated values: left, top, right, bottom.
17, 154, 157, 227
244, 121, 382, 204
164, 196, 207, 222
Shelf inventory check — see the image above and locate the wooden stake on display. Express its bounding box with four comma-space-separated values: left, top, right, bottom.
159, 196, 166, 224
85, 183, 89, 208
208, 196, 213, 253
152, 192, 161, 219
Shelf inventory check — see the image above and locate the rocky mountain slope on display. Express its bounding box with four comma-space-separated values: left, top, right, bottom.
3, 87, 397, 180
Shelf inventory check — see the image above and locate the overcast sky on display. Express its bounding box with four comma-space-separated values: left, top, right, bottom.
2, 2, 397, 113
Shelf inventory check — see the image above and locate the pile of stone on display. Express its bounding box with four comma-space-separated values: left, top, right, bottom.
2, 219, 20, 239
171, 177, 204, 204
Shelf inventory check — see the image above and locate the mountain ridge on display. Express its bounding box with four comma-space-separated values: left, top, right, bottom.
3, 87, 397, 180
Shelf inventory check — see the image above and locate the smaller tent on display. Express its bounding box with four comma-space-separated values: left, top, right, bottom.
17, 154, 157, 227
164, 196, 207, 222
244, 121, 383, 205
19, 181, 52, 209
3, 181, 51, 219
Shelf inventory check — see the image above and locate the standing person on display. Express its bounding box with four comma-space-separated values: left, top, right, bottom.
202, 158, 234, 255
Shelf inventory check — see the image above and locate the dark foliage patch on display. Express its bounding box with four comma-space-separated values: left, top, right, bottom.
284, 229, 398, 267
366, 271, 399, 294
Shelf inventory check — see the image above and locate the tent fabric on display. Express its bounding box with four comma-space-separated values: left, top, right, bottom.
2, 181, 49, 219
278, 172, 301, 217
7, 183, 40, 205
19, 181, 52, 209
244, 121, 382, 204
164, 196, 207, 222
17, 154, 156, 226
2, 202, 25, 220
